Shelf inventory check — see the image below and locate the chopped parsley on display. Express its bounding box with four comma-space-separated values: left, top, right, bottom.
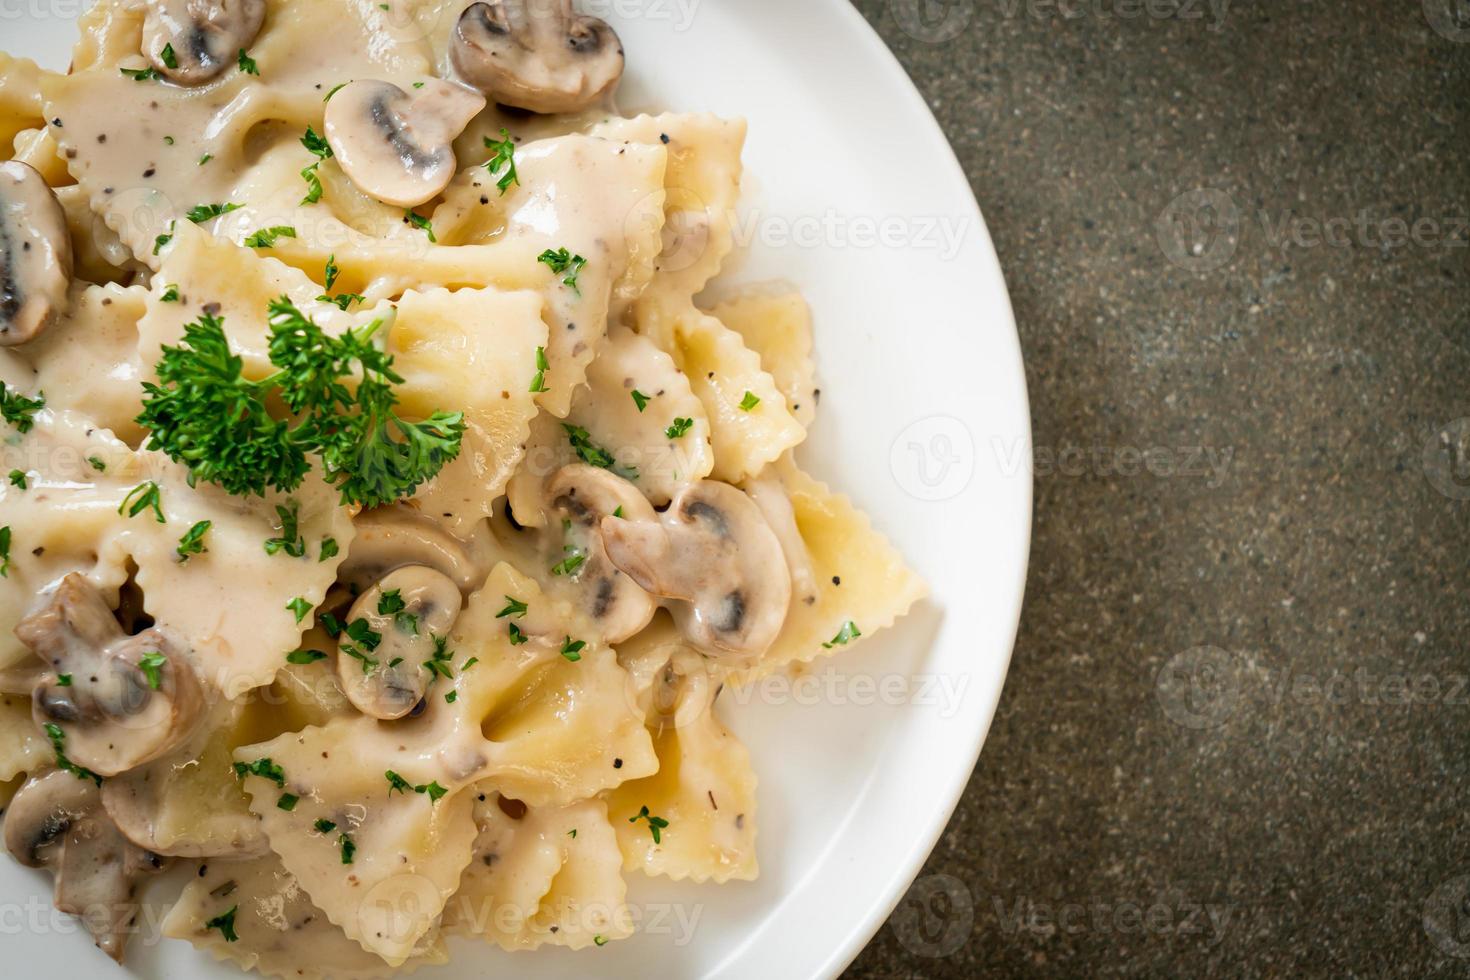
529, 346, 550, 393
138, 651, 167, 690
537, 247, 586, 292
0, 526, 9, 578
163, 135, 175, 145
324, 81, 348, 102
562, 422, 616, 469
301, 126, 333, 160
243, 225, 297, 249
237, 48, 259, 76
560, 636, 586, 662
385, 770, 413, 795
341, 645, 379, 673
664, 417, 693, 439
232, 757, 286, 787
159, 42, 178, 69
160, 284, 180, 303
205, 906, 239, 943
1, 384, 44, 433
135, 300, 464, 507
153, 220, 176, 256
319, 537, 340, 562
497, 596, 528, 619
56, 674, 71, 687
286, 596, 312, 624
403, 209, 436, 242
629, 805, 668, 844
119, 481, 165, 523
8, 470, 25, 490
739, 391, 761, 412
445, 689, 458, 704
461, 656, 478, 671
186, 202, 242, 224
507, 622, 528, 645
176, 520, 212, 560
88, 456, 107, 472
483, 129, 519, 194
339, 833, 355, 864
418, 780, 447, 803
44, 722, 101, 785
612, 505, 624, 518
120, 65, 160, 82
286, 648, 327, 665
277, 793, 299, 811
198, 153, 213, 166
313, 818, 337, 833
551, 552, 585, 577
323, 255, 341, 292
631, 389, 650, 412
822, 621, 861, 649
594, 934, 608, 946
300, 162, 324, 205
264, 502, 306, 557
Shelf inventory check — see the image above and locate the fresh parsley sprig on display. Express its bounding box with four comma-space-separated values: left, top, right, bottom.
135, 299, 464, 508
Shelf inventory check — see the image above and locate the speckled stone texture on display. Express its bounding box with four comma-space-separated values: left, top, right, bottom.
843, 1, 1470, 977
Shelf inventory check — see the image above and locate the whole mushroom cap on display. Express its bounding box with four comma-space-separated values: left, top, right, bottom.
325, 78, 487, 208
451, 0, 625, 114
141, 0, 266, 86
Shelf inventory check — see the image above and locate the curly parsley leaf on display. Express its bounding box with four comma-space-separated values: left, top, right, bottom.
483, 128, 519, 194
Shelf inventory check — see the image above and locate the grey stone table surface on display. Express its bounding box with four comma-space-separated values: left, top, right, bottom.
841, 1, 1470, 977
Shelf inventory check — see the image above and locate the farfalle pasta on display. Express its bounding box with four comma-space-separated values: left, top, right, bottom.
0, 1, 925, 974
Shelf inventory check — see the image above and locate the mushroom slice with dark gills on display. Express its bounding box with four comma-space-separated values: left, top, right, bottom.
324, 79, 487, 208
0, 160, 72, 346
141, 0, 266, 86
336, 565, 463, 720
544, 464, 657, 643
4, 770, 167, 962
339, 503, 485, 595
601, 481, 792, 665
452, 0, 625, 114
16, 573, 206, 777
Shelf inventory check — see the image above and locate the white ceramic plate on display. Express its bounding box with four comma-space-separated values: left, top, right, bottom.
0, 2, 1031, 977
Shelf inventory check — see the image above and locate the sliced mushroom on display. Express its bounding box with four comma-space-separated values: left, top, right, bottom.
544, 464, 656, 643
745, 468, 817, 606
339, 504, 484, 595
101, 701, 269, 859
452, 0, 624, 114
324, 79, 487, 208
601, 481, 792, 664
0, 160, 72, 346
337, 566, 463, 720
16, 574, 205, 777
141, 0, 266, 86
5, 770, 166, 961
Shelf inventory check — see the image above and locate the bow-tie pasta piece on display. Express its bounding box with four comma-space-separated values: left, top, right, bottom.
445, 791, 632, 950
591, 113, 747, 319
100, 658, 353, 860
0, 282, 150, 443
451, 562, 659, 806
731, 461, 927, 684
0, 52, 45, 154
389, 286, 547, 535
236, 719, 480, 966
706, 289, 819, 430
608, 616, 758, 883
505, 324, 713, 527
163, 853, 447, 979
